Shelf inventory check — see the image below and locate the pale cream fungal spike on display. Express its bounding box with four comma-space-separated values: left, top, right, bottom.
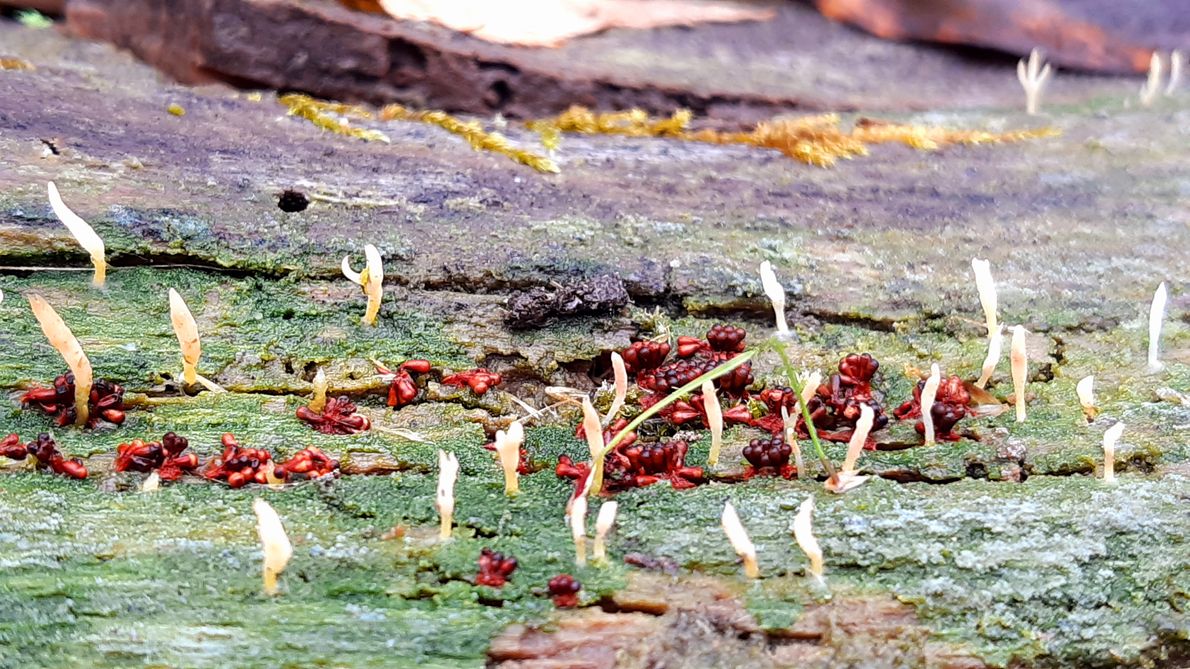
1140, 52, 1162, 107
496, 422, 524, 496
1010, 325, 1028, 422
976, 324, 1003, 389
1076, 375, 1097, 421
28, 294, 92, 427
921, 363, 942, 446
721, 501, 759, 579
47, 181, 106, 288
827, 403, 873, 494
592, 501, 618, 563
1167, 50, 1184, 96
797, 370, 821, 409
253, 498, 293, 596
436, 450, 460, 540
702, 379, 724, 466
168, 288, 201, 386
604, 352, 628, 423
759, 260, 789, 335
1148, 282, 1167, 373
1102, 422, 1125, 484
309, 367, 328, 413
1017, 48, 1053, 115
780, 406, 804, 479
141, 471, 160, 493
342, 244, 384, 326
580, 397, 604, 461
971, 258, 998, 333
570, 494, 588, 567
792, 497, 823, 581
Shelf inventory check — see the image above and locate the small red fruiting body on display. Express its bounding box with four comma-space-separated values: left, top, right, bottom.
706, 324, 747, 353
9, 433, 88, 479
441, 368, 502, 395
276, 447, 339, 480
742, 436, 795, 479
894, 375, 970, 442
21, 373, 126, 428
620, 341, 670, 374
547, 574, 582, 608
376, 359, 432, 408
795, 353, 888, 445
559, 438, 704, 493
476, 548, 518, 587
114, 432, 199, 481
296, 396, 371, 434
203, 433, 275, 488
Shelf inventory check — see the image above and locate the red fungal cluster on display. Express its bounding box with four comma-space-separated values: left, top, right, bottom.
620, 340, 670, 374
795, 354, 889, 445
742, 436, 794, 479
547, 574, 581, 608
296, 396, 371, 434
894, 375, 971, 441
476, 548, 518, 587
377, 359, 432, 408
114, 432, 199, 481
21, 373, 126, 428
557, 436, 703, 492
0, 433, 88, 479
441, 368, 502, 395
203, 434, 339, 487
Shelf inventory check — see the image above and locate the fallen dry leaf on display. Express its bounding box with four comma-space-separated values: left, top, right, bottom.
372, 0, 774, 47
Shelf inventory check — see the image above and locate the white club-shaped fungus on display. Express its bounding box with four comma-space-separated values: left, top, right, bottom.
721, 501, 759, 579
168, 288, 201, 386
28, 294, 92, 427
759, 261, 789, 335
253, 498, 293, 596
1010, 325, 1028, 422
309, 367, 328, 413
436, 450, 460, 540
971, 258, 1002, 388
1140, 52, 1163, 107
604, 352, 628, 422
1076, 375, 1097, 421
592, 501, 618, 563
47, 181, 106, 288
779, 406, 804, 479
581, 397, 604, 461
976, 325, 1003, 389
920, 363, 942, 446
792, 496, 823, 581
1102, 422, 1125, 484
702, 379, 724, 466
570, 494, 588, 567
1148, 282, 1167, 373
496, 421, 524, 496
342, 244, 384, 326
826, 403, 874, 494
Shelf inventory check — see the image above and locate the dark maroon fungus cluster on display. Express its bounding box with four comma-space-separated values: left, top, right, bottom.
21, 372, 126, 428
114, 433, 199, 481
0, 433, 87, 479
557, 324, 976, 495
894, 375, 971, 441
296, 396, 371, 435
476, 548, 518, 587
547, 574, 582, 608
203, 433, 339, 488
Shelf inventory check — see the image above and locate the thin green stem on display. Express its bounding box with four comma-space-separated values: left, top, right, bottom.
768, 339, 836, 478
588, 349, 757, 496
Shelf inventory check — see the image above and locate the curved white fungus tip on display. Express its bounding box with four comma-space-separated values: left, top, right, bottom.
168, 288, 201, 386
1017, 48, 1052, 115
1102, 422, 1125, 484
141, 471, 160, 493
1076, 375, 1095, 418
341, 255, 362, 285
971, 258, 998, 333
1167, 50, 1184, 96
581, 398, 605, 460
363, 244, 383, 287
28, 294, 93, 427
793, 496, 823, 581
253, 498, 293, 596
798, 371, 821, 409
596, 501, 618, 535
1148, 282, 1167, 373
570, 494, 588, 566
48, 181, 106, 287
921, 364, 942, 446
976, 324, 1003, 389
721, 501, 758, 578
437, 450, 459, 540
1141, 52, 1163, 106
780, 405, 804, 479
1010, 325, 1028, 422
842, 403, 875, 474
703, 379, 724, 466
605, 352, 628, 422
759, 260, 789, 334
